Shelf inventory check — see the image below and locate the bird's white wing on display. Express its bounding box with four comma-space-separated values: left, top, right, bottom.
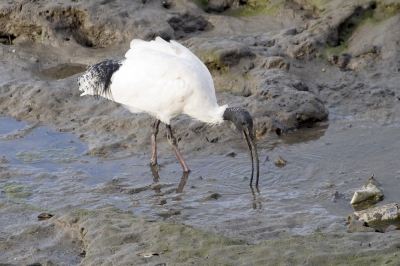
110, 38, 226, 124
127, 37, 198, 61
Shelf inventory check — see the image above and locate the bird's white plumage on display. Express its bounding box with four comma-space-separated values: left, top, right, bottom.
81, 37, 227, 125
78, 37, 260, 186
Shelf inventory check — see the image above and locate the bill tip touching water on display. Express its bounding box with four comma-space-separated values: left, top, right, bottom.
78, 37, 260, 186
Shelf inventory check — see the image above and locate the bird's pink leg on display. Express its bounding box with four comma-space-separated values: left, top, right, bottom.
166, 124, 190, 173
150, 119, 161, 166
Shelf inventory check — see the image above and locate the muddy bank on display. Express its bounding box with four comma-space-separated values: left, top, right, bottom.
2, 204, 400, 265
1, 0, 400, 265
0, 1, 399, 158
0, 0, 329, 158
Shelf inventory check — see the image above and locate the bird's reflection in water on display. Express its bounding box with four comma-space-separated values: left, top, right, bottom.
176, 172, 189, 193
150, 165, 258, 209
251, 185, 262, 210
150, 165, 190, 194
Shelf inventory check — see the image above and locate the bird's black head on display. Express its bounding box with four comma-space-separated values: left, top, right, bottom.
223, 107, 254, 136
223, 107, 259, 186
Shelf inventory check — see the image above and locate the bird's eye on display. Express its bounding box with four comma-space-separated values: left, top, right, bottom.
242, 122, 246, 125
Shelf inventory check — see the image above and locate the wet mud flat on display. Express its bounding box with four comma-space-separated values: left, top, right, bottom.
1, 117, 400, 265
1, 0, 400, 264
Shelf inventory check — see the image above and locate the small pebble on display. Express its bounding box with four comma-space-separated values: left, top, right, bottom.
226, 152, 236, 157
274, 156, 287, 166
38, 213, 54, 220
206, 192, 222, 200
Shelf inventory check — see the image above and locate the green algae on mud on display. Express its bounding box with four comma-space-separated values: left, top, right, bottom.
318, 1, 400, 60
16, 150, 44, 163
56, 207, 247, 265
227, 1, 282, 17
44, 147, 80, 163
53, 207, 400, 265
16, 147, 80, 164
2, 182, 52, 213
3, 182, 31, 200
307, 0, 400, 12
196, 49, 228, 72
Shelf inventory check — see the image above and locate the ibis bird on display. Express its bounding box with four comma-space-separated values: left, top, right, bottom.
77, 37, 260, 186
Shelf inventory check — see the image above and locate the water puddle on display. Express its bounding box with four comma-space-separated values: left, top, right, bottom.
0, 117, 27, 134
1, 117, 400, 237
0, 117, 87, 170
40, 63, 87, 80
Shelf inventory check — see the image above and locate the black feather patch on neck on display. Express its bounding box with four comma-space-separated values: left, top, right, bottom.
79, 60, 122, 100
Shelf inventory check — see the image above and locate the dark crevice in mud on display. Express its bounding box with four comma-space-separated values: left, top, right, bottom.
39, 6, 96, 48
197, 0, 319, 20
335, 2, 400, 48
336, 6, 366, 47
322, 2, 399, 68
0, 34, 15, 45
0, 4, 98, 47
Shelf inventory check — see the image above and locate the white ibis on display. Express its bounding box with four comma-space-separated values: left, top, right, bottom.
77, 37, 260, 186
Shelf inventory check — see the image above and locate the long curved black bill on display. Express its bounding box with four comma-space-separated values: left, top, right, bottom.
243, 129, 259, 187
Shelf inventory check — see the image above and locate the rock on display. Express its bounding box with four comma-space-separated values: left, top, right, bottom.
327, 54, 351, 68
350, 175, 384, 205
274, 156, 287, 167
286, 38, 321, 59
384, 225, 399, 233
262, 56, 290, 70
327, 53, 352, 68
347, 219, 375, 233
38, 213, 54, 221
0, 1, 181, 47
353, 203, 399, 224
331, 191, 347, 202
167, 12, 210, 39
202, 0, 239, 13
347, 213, 359, 224
195, 192, 222, 202
185, 37, 255, 69
250, 68, 329, 134
292, 81, 308, 91
206, 192, 222, 200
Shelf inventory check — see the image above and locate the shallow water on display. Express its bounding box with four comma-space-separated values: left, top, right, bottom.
40, 64, 87, 80
1, 116, 400, 237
